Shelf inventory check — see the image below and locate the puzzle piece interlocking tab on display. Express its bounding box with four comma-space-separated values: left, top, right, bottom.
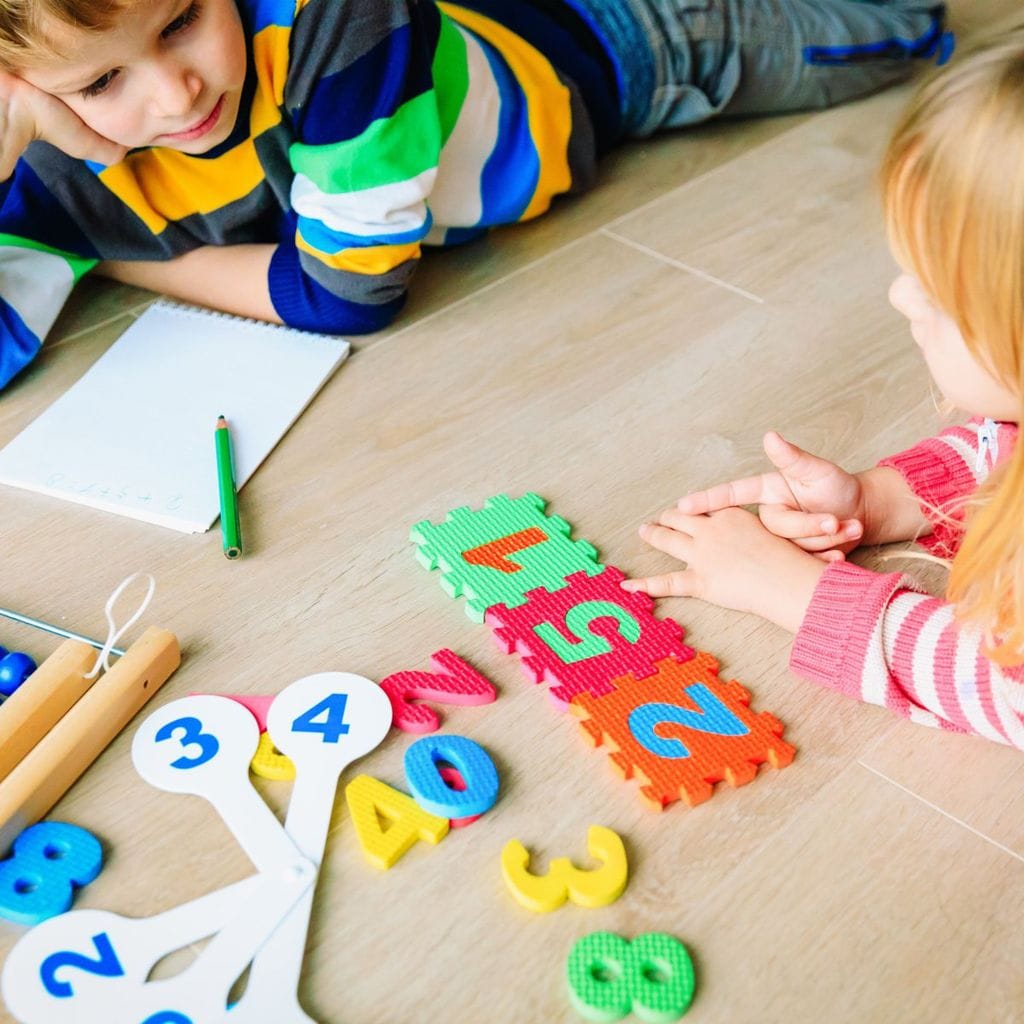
570, 652, 795, 811
410, 493, 602, 622
486, 566, 694, 708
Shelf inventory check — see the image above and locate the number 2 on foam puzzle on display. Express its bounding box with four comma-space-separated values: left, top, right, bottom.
413, 493, 794, 809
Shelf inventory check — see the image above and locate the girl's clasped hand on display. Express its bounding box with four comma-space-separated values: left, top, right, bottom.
621, 432, 878, 633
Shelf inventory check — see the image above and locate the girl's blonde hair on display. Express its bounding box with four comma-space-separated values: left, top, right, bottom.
881, 25, 1024, 666
0, 0, 125, 67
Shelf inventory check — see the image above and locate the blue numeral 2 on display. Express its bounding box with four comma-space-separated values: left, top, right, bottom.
41, 931, 124, 998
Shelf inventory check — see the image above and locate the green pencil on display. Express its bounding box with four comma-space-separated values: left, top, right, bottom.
215, 415, 243, 559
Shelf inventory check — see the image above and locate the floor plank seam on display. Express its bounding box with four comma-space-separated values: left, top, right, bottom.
366, 240, 588, 349
57, 300, 152, 344
601, 121, 807, 234
856, 759, 1024, 864
362, 123, 806, 350
599, 228, 765, 304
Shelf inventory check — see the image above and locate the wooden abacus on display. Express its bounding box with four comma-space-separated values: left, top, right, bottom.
0, 618, 180, 856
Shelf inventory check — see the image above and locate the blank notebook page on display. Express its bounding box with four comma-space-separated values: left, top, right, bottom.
0, 301, 350, 533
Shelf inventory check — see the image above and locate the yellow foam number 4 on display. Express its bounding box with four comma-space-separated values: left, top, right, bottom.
501, 825, 628, 913
345, 774, 449, 870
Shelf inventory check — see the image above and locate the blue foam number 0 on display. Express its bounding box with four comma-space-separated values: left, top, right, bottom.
404, 735, 499, 818
40, 931, 124, 998
0, 822, 103, 926
142, 1013, 194, 1023
154, 716, 219, 769
292, 694, 351, 744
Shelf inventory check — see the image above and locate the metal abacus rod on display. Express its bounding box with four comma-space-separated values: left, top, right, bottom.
0, 607, 125, 657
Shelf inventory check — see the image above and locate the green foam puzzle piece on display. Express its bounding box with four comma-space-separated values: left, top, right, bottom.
410, 493, 602, 622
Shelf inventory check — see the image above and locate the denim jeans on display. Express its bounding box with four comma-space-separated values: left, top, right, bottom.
567, 0, 950, 136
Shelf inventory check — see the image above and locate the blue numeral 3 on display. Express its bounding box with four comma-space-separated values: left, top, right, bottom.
155, 716, 219, 769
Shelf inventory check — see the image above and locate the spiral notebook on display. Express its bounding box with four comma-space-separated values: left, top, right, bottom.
0, 301, 350, 533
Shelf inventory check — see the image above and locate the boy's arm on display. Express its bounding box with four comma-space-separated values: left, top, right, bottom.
97, 244, 281, 323
790, 560, 1024, 749
0, 161, 101, 390
258, 0, 452, 335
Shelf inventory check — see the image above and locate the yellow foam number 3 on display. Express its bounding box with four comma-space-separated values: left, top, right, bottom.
501, 825, 628, 913
345, 774, 449, 870
249, 732, 296, 781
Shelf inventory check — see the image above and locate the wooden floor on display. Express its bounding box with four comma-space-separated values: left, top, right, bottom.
2, 3, 1023, 1021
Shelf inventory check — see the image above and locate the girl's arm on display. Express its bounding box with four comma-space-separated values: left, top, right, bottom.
877, 419, 1020, 557
627, 507, 1024, 750
97, 245, 280, 323
791, 560, 1024, 748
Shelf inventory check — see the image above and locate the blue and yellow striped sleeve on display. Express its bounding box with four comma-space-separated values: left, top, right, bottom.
0, 160, 98, 390
269, 0, 448, 333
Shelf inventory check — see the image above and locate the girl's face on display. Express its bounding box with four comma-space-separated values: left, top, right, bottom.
889, 272, 1020, 422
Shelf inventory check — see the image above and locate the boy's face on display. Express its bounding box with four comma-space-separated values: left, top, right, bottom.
18, 0, 247, 154
888, 271, 1019, 422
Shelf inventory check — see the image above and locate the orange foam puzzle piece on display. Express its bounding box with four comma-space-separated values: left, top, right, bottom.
570, 652, 795, 811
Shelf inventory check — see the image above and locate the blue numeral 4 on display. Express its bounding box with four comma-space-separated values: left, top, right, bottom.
292, 694, 350, 744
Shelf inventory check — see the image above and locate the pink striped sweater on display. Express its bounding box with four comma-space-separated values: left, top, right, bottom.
790, 417, 1024, 748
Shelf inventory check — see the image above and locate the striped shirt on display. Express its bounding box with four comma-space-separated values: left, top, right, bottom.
790, 418, 1024, 749
0, 0, 618, 390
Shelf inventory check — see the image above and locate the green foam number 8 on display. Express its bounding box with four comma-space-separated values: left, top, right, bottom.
566, 932, 695, 1023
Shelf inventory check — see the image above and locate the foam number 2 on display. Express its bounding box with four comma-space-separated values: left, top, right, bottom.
40, 932, 123, 998
566, 932, 695, 1023
628, 687, 748, 759
0, 823, 103, 926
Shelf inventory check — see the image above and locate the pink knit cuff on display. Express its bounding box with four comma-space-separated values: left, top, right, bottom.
790, 561, 908, 698
878, 438, 976, 557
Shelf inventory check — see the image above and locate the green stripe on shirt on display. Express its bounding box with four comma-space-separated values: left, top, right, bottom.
0, 233, 97, 282
433, 13, 469, 146
289, 90, 442, 194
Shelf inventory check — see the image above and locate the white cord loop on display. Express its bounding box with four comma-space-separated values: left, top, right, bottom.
86, 573, 156, 679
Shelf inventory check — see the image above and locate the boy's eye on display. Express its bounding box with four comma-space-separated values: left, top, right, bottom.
161, 1, 201, 37
81, 70, 118, 98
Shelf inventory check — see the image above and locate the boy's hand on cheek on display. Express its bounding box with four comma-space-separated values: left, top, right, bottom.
621, 506, 829, 634
0, 71, 126, 180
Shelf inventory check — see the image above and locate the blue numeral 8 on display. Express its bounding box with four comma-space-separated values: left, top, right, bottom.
0, 822, 103, 925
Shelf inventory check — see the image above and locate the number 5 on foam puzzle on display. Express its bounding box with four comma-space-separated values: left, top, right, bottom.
412, 493, 794, 810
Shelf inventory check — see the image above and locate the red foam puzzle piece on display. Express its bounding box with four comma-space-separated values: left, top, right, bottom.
570, 652, 795, 810
380, 650, 497, 734
485, 567, 694, 708
192, 693, 274, 733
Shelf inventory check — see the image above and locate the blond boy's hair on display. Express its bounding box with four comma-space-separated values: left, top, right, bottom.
0, 0, 123, 67
881, 25, 1024, 666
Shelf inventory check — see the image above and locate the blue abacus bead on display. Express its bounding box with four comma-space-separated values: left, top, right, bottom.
0, 652, 36, 699
0, 822, 103, 925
